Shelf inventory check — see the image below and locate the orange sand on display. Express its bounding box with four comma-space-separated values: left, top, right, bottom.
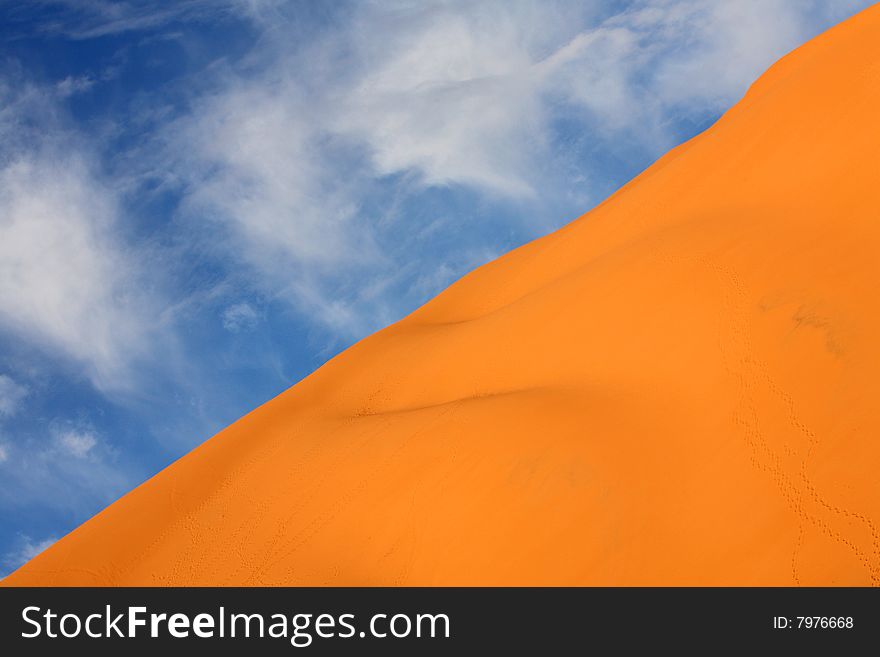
6, 5, 880, 586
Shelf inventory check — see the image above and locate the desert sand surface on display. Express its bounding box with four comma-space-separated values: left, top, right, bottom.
5, 4, 880, 587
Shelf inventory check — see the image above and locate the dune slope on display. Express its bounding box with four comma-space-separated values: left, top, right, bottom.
6, 5, 880, 586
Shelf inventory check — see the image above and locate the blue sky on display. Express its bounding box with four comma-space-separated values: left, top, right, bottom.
0, 0, 872, 575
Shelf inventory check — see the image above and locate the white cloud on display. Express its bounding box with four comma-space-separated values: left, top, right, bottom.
2, 534, 57, 575
176, 83, 366, 268
0, 79, 158, 391
329, 0, 865, 193
637, 1, 804, 112
222, 302, 260, 333
332, 1, 563, 197
15, 1, 248, 39
0, 443, 8, 464
0, 418, 130, 519
18, 535, 56, 561
55, 74, 96, 97
56, 429, 98, 458
0, 375, 28, 417
160, 1, 582, 335
164, 74, 383, 335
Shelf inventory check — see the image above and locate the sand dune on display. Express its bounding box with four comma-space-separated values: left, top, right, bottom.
6, 4, 880, 586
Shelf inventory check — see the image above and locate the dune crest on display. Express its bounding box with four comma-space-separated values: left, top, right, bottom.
6, 5, 880, 586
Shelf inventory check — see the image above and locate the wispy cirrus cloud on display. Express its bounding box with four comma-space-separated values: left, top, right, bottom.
0, 77, 163, 392
0, 418, 130, 513
55, 428, 98, 458
0, 374, 28, 417
2, 533, 57, 575
222, 302, 260, 333
3, 0, 246, 39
